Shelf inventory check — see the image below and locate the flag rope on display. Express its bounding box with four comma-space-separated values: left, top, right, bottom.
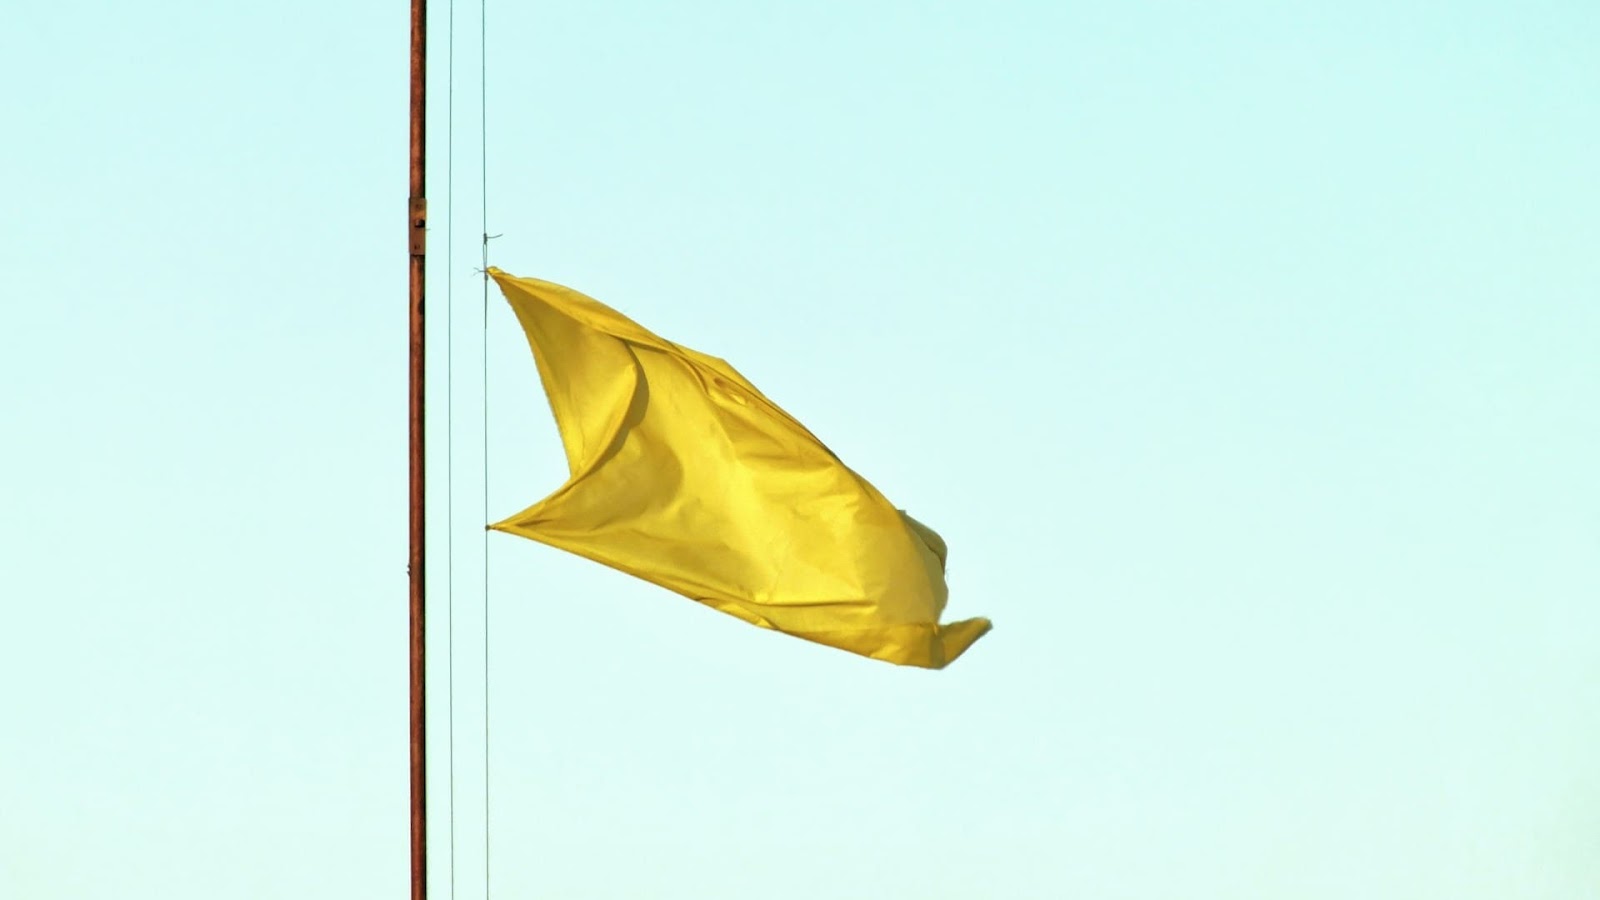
479, 0, 493, 891
444, 0, 458, 893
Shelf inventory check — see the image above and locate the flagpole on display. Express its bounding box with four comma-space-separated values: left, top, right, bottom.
407, 0, 428, 896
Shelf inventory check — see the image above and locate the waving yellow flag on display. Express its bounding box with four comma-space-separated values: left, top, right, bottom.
487, 269, 990, 668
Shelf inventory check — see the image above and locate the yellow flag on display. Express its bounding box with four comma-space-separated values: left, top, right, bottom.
487, 268, 991, 669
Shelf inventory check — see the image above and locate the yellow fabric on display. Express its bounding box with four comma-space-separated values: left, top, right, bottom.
487, 268, 991, 669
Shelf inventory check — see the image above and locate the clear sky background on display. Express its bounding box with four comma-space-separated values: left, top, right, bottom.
3, 1, 1597, 898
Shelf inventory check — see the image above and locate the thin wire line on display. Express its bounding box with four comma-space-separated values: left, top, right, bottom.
445, 0, 458, 895
479, 0, 492, 894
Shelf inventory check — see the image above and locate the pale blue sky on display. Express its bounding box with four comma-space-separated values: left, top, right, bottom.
3, 1, 1597, 898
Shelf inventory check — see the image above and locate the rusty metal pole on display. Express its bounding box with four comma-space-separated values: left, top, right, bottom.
408, 0, 428, 896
